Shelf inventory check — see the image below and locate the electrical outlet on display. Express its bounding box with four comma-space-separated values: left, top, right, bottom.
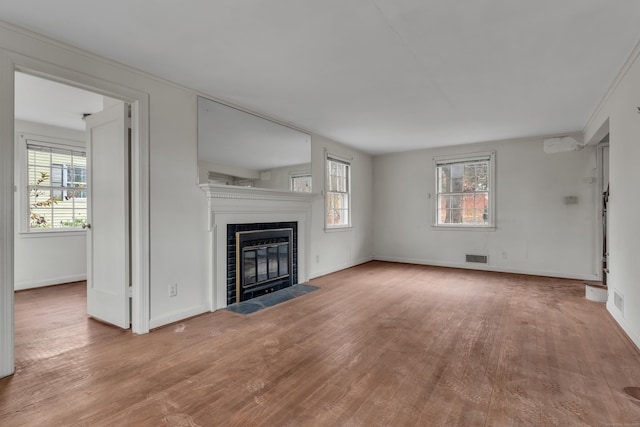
169, 283, 178, 297
316, 255, 320, 263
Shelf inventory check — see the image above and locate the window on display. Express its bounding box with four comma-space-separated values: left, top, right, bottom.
325, 154, 351, 228
26, 140, 88, 230
434, 152, 494, 228
290, 173, 312, 193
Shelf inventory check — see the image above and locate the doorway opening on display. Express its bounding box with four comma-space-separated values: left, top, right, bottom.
585, 134, 609, 302
1, 52, 150, 378
13, 71, 132, 365
598, 137, 610, 285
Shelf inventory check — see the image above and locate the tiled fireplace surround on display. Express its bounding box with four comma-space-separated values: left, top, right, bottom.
200, 184, 313, 310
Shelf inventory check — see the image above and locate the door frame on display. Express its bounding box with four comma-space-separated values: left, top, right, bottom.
0, 50, 150, 377
587, 119, 610, 283
596, 141, 610, 283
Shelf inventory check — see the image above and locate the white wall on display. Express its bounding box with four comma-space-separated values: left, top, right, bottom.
146, 84, 210, 326
373, 136, 598, 280
584, 41, 640, 348
0, 22, 373, 330
309, 134, 374, 278
13, 120, 87, 290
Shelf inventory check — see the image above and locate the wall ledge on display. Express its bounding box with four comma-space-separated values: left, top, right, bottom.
199, 183, 315, 203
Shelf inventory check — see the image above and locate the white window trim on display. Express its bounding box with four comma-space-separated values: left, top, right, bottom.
324, 150, 352, 230
18, 132, 87, 234
432, 150, 496, 230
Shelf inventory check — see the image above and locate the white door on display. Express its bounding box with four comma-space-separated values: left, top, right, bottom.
85, 102, 130, 328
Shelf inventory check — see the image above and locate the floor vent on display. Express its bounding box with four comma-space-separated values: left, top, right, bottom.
614, 291, 624, 314
466, 254, 488, 264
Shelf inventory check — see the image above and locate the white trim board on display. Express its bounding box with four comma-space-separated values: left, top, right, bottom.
149, 304, 209, 330
0, 50, 15, 378
607, 300, 640, 352
14, 275, 87, 291
373, 256, 597, 281
308, 257, 374, 280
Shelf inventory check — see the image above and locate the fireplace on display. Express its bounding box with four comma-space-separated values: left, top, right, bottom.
227, 222, 298, 304
200, 183, 312, 311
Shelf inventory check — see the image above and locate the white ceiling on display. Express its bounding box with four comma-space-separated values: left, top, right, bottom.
3, 1, 640, 154
14, 72, 104, 131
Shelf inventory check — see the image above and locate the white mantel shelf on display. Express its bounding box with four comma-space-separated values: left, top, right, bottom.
199, 183, 316, 202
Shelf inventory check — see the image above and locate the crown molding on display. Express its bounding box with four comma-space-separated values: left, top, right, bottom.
584, 35, 640, 136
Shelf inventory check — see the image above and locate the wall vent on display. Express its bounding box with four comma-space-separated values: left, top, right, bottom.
614, 291, 624, 315
466, 254, 488, 264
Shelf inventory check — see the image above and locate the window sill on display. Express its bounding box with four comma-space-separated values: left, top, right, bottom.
431, 225, 496, 232
324, 225, 353, 233
18, 229, 87, 238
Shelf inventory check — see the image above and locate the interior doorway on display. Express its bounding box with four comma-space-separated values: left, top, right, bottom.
598, 138, 610, 285
0, 51, 151, 378
14, 72, 103, 292
13, 72, 132, 365
14, 71, 132, 329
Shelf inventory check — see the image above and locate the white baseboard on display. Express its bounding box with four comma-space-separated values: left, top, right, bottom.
149, 304, 209, 330
607, 300, 640, 352
14, 274, 87, 291
373, 256, 596, 281
308, 256, 374, 280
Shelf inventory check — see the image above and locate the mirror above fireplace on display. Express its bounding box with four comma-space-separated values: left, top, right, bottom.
197, 96, 312, 192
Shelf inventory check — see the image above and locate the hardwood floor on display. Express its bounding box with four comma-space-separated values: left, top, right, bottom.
2, 262, 640, 426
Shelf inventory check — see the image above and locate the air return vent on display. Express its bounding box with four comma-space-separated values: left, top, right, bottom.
466, 254, 488, 264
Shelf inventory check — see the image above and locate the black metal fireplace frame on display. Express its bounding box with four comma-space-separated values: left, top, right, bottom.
236, 228, 293, 302
227, 222, 298, 304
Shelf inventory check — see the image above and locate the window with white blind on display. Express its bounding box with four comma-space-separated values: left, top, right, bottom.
325, 153, 351, 228
26, 138, 88, 231
434, 151, 495, 228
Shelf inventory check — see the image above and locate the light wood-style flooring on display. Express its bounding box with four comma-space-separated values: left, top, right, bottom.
2, 261, 640, 426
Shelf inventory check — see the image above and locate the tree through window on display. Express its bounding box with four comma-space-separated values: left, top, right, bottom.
325, 154, 351, 228
435, 152, 494, 227
27, 140, 87, 230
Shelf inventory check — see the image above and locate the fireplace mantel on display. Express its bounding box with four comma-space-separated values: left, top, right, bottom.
200, 183, 313, 310
199, 183, 315, 203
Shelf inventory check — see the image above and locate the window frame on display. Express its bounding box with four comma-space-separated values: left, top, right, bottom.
19, 132, 88, 234
289, 171, 312, 193
433, 151, 496, 230
324, 151, 352, 230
